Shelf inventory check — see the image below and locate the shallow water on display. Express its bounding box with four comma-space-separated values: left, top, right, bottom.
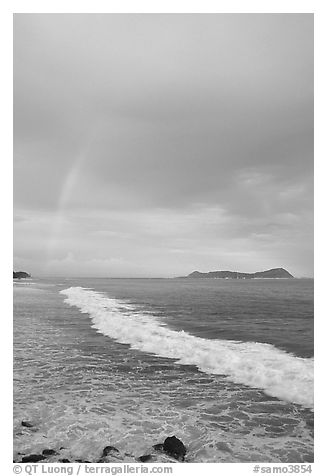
13, 278, 314, 463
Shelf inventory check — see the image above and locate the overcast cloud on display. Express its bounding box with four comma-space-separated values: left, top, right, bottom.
14, 14, 313, 277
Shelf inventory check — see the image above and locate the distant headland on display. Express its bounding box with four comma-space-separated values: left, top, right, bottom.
13, 271, 31, 279
179, 267, 294, 279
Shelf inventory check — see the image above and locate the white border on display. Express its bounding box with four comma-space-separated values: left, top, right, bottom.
3, 2, 324, 474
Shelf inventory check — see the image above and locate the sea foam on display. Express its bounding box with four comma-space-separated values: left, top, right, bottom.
60, 286, 313, 409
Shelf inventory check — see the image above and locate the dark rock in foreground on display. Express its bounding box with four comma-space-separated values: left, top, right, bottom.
22, 454, 46, 463
152, 437, 187, 460
163, 436, 186, 461
97, 445, 121, 462
101, 446, 120, 457
21, 420, 34, 428
42, 449, 57, 456
137, 454, 152, 462
16, 437, 187, 464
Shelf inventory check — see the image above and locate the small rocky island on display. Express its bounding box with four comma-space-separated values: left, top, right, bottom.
181, 267, 294, 279
13, 271, 31, 279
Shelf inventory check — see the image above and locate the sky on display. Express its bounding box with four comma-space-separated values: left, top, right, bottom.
13, 13, 313, 278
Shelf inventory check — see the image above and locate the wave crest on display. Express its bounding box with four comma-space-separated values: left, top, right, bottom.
60, 286, 313, 409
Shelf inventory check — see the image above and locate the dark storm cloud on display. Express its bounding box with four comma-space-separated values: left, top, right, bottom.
13, 14, 313, 276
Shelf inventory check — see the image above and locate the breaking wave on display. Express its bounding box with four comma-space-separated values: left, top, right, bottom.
60, 287, 313, 409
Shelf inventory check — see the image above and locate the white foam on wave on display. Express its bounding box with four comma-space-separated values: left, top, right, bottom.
60, 286, 313, 409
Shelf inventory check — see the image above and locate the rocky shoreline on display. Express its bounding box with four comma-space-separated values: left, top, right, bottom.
14, 421, 187, 464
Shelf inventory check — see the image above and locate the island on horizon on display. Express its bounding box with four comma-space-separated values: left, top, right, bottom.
179, 267, 294, 279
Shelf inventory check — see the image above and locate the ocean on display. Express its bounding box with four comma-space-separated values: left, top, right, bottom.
13, 277, 314, 463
